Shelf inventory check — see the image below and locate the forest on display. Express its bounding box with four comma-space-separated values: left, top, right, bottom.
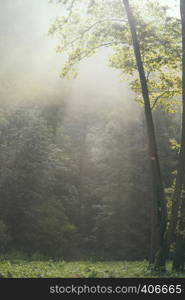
0, 0, 185, 278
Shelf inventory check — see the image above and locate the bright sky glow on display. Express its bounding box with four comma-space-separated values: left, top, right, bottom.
160, 0, 180, 17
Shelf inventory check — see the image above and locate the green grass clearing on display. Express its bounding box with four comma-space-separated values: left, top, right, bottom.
0, 260, 184, 278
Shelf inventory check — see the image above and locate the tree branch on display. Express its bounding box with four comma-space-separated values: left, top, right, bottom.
62, 18, 126, 49
64, 0, 76, 23
76, 42, 119, 61
151, 91, 169, 110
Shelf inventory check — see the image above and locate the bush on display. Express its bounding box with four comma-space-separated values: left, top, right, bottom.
0, 220, 11, 252
26, 199, 79, 258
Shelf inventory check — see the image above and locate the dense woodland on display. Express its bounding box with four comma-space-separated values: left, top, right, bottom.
0, 93, 179, 261
0, 0, 185, 275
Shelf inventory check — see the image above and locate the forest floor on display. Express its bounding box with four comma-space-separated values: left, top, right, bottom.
0, 260, 184, 278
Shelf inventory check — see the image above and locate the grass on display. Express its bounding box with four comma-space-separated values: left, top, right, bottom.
0, 260, 184, 278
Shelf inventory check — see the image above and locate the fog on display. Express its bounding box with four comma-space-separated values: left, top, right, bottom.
0, 0, 140, 123
0, 0, 182, 267
0, 0, 63, 106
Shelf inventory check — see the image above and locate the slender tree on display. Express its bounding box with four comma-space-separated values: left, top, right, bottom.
172, 0, 185, 271
122, 0, 167, 270
49, 0, 181, 269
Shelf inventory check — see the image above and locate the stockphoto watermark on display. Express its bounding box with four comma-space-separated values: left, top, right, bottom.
49, 283, 183, 296
50, 284, 141, 295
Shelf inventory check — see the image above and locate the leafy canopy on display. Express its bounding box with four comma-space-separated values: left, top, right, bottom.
49, 0, 181, 112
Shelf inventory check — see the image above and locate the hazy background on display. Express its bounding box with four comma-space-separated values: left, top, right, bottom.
0, 0, 181, 263
0, 0, 179, 111
0, 0, 142, 118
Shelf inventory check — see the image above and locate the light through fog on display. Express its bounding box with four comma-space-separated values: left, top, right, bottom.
0, 0, 183, 276
0, 0, 179, 113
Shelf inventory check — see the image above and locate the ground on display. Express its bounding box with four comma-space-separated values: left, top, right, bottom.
0, 260, 184, 278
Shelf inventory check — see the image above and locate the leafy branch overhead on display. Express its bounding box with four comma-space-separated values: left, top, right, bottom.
49, 0, 181, 111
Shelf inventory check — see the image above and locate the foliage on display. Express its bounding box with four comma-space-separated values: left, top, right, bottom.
49, 0, 181, 112
30, 199, 78, 258
0, 92, 181, 261
0, 0, 184, 268
0, 259, 184, 278
0, 220, 11, 252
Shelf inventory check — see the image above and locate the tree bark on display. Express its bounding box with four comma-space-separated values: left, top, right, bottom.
122, 0, 167, 270
149, 192, 158, 265
167, 0, 185, 241
171, 0, 185, 271
78, 116, 88, 236
173, 198, 185, 271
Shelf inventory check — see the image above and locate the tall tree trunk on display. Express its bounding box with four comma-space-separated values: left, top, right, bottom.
173, 198, 185, 271
78, 116, 88, 236
171, 0, 185, 271
150, 192, 158, 265
122, 0, 167, 270
173, 176, 185, 271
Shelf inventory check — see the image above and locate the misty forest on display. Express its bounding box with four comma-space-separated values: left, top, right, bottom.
0, 0, 185, 278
